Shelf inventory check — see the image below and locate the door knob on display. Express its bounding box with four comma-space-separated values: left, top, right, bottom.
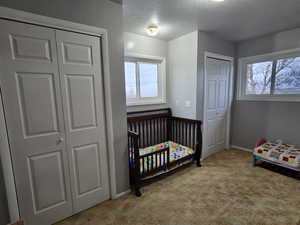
57, 137, 64, 144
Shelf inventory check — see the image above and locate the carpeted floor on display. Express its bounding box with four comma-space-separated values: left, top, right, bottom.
55, 149, 300, 225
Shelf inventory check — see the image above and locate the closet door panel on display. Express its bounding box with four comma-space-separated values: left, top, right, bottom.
66, 74, 97, 130
0, 20, 73, 225
56, 30, 110, 213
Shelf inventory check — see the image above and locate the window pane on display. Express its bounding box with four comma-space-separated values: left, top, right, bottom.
139, 63, 159, 98
274, 57, 300, 94
246, 61, 273, 95
124, 62, 137, 99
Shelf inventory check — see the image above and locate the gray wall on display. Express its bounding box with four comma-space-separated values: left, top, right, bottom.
0, 0, 129, 222
0, 160, 9, 225
124, 32, 169, 112
196, 31, 236, 121
168, 31, 198, 119
231, 28, 300, 148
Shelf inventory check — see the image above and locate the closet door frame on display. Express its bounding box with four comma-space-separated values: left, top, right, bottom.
202, 52, 234, 159
0, 6, 117, 224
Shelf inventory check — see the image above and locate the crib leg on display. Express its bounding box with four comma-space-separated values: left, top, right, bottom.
195, 146, 202, 167
197, 158, 202, 167
252, 155, 257, 167
134, 186, 142, 197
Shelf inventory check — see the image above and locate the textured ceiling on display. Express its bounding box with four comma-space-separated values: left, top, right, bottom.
123, 0, 300, 42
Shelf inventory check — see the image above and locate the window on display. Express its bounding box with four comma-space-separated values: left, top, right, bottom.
124, 62, 137, 99
238, 50, 300, 101
124, 55, 166, 105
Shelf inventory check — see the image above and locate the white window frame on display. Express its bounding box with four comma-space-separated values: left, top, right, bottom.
124, 52, 166, 106
237, 48, 300, 102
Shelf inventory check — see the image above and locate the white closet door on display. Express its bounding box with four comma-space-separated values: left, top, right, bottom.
55, 30, 110, 213
205, 58, 230, 158
0, 20, 73, 225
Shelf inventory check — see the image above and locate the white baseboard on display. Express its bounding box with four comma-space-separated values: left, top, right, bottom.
231, 145, 252, 152
112, 189, 131, 199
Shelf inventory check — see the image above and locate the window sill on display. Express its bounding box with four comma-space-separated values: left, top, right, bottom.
237, 95, 300, 102
126, 100, 167, 107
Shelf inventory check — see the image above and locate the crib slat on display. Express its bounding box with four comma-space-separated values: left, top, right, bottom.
147, 156, 150, 173
178, 120, 181, 144
172, 118, 175, 141
167, 149, 170, 165
138, 121, 142, 147
147, 119, 150, 146
180, 120, 183, 144
159, 118, 162, 143
185, 122, 188, 146
146, 120, 149, 146
173, 120, 177, 142
152, 119, 155, 145
149, 119, 152, 146
157, 118, 161, 144
145, 120, 148, 147
174, 119, 176, 142
144, 121, 147, 148
144, 156, 147, 174
155, 151, 158, 168
137, 122, 141, 147
155, 119, 159, 144
151, 154, 154, 171
156, 118, 159, 144
178, 121, 182, 143
189, 122, 192, 148
178, 120, 182, 143
162, 151, 165, 167
193, 123, 196, 149
175, 120, 179, 142
160, 118, 166, 142
161, 118, 164, 141
171, 119, 173, 141
183, 121, 185, 145
144, 120, 146, 146
164, 118, 166, 140
159, 118, 163, 143
144, 120, 147, 146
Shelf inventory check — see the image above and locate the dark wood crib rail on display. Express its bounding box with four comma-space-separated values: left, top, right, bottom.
128, 108, 171, 148
139, 147, 170, 178
170, 117, 202, 166
127, 108, 202, 196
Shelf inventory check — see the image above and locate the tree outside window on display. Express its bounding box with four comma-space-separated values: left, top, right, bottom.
246, 56, 300, 95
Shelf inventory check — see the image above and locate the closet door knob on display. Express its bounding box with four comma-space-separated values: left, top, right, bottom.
57, 137, 64, 144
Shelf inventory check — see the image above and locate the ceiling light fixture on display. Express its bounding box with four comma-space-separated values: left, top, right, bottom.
146, 25, 159, 36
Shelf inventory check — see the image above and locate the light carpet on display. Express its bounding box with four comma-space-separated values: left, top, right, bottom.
55, 149, 300, 225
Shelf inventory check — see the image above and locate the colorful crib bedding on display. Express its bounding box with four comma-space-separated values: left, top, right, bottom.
254, 142, 300, 168
138, 141, 194, 173
280, 149, 300, 168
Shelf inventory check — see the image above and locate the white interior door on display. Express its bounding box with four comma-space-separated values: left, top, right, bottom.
0, 19, 110, 224
204, 57, 231, 158
0, 20, 73, 225
55, 30, 110, 213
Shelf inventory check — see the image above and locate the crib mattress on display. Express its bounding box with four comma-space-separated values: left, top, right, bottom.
139, 141, 194, 172
254, 142, 300, 168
